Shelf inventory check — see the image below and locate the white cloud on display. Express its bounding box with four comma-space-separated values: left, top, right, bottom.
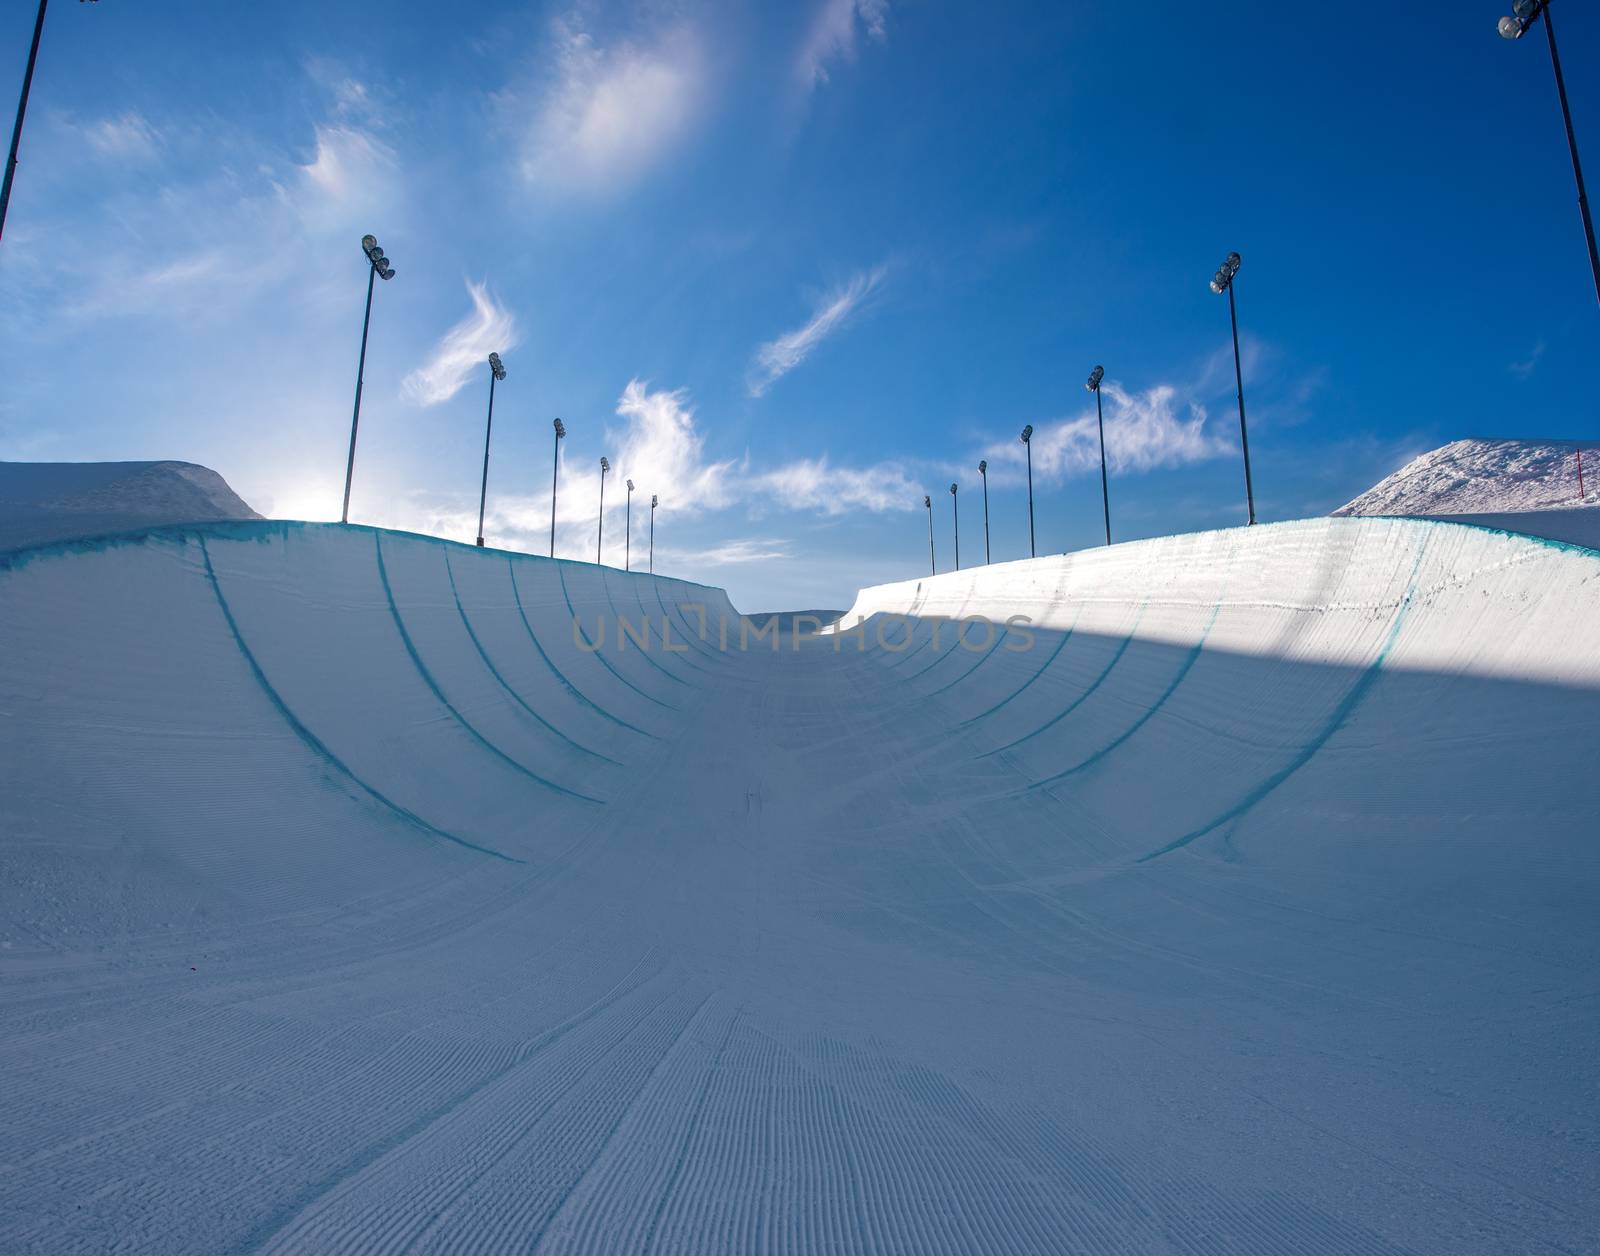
603, 380, 741, 514
797, 0, 890, 93
758, 456, 920, 515
749, 265, 887, 397
664, 538, 791, 566
979, 381, 1231, 485
81, 112, 160, 161
510, 18, 704, 196
401, 281, 520, 407
294, 123, 397, 228
1509, 340, 1545, 379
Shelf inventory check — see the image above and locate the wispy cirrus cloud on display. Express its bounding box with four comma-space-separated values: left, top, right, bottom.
81, 111, 161, 162
401, 281, 519, 407
1509, 339, 1545, 379
666, 537, 791, 566
749, 264, 887, 397
503, 16, 705, 198
796, 0, 890, 93
757, 456, 919, 515
979, 381, 1230, 485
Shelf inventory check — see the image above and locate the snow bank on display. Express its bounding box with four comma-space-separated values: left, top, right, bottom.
0, 459, 260, 551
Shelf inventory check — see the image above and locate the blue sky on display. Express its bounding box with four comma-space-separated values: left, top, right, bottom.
2, 0, 1597, 609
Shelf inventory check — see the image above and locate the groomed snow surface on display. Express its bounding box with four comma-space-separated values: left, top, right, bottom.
2, 517, 1598, 1253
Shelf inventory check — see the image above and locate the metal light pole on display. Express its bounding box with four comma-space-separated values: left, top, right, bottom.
924, 494, 936, 576
1499, 0, 1600, 306
550, 418, 565, 557
625, 479, 634, 571
596, 457, 609, 565
650, 494, 657, 572
978, 459, 991, 564
341, 234, 396, 525
475, 352, 506, 547
1087, 365, 1111, 545
1020, 424, 1035, 557
1, 0, 97, 248
1211, 251, 1256, 526
950, 482, 960, 571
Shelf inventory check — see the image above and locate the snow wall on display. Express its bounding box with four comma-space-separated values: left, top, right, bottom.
836, 514, 1600, 856
1, 520, 739, 926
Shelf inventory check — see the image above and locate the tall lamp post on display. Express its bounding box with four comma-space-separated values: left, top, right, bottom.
596, 457, 609, 565
1498, 0, 1600, 307
978, 459, 990, 564
1086, 365, 1111, 545
1210, 251, 1256, 526
949, 483, 960, 571
924, 494, 936, 576
475, 352, 506, 547
650, 494, 657, 573
1, 0, 98, 248
341, 234, 396, 525
1020, 424, 1035, 557
625, 479, 634, 571
549, 418, 565, 557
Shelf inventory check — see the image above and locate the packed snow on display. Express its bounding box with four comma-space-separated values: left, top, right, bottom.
2, 516, 1597, 1253
0, 459, 260, 551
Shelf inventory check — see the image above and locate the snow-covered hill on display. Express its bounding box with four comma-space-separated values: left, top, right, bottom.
0, 459, 260, 551
1335, 437, 1596, 517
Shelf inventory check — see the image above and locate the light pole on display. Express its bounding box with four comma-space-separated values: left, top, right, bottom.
1498, 0, 1600, 307
650, 494, 657, 572
924, 494, 936, 576
1, 0, 97, 248
950, 482, 960, 571
341, 234, 396, 525
1087, 365, 1111, 545
625, 479, 634, 571
597, 457, 609, 565
978, 459, 990, 564
550, 418, 565, 557
475, 352, 506, 547
1210, 251, 1256, 526
1020, 424, 1035, 557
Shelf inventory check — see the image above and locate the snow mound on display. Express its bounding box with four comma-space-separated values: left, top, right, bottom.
1334, 437, 1596, 517
0, 459, 260, 551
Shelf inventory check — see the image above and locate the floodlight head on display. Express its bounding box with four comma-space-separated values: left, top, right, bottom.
1498, 13, 1525, 36
978, 459, 987, 474
553, 418, 566, 438
378, 267, 395, 281
950, 483, 958, 495
361, 234, 377, 253
488, 352, 505, 380
626, 479, 634, 492
1211, 251, 1241, 293
1021, 424, 1033, 444
1513, 0, 1539, 19
600, 457, 610, 473
1087, 365, 1104, 391
651, 494, 658, 508
923, 495, 931, 509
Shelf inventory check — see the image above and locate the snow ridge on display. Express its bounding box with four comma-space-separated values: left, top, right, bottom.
1334, 437, 1596, 517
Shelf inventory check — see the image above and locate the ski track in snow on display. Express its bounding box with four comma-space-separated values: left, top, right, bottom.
1, 517, 1598, 1254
